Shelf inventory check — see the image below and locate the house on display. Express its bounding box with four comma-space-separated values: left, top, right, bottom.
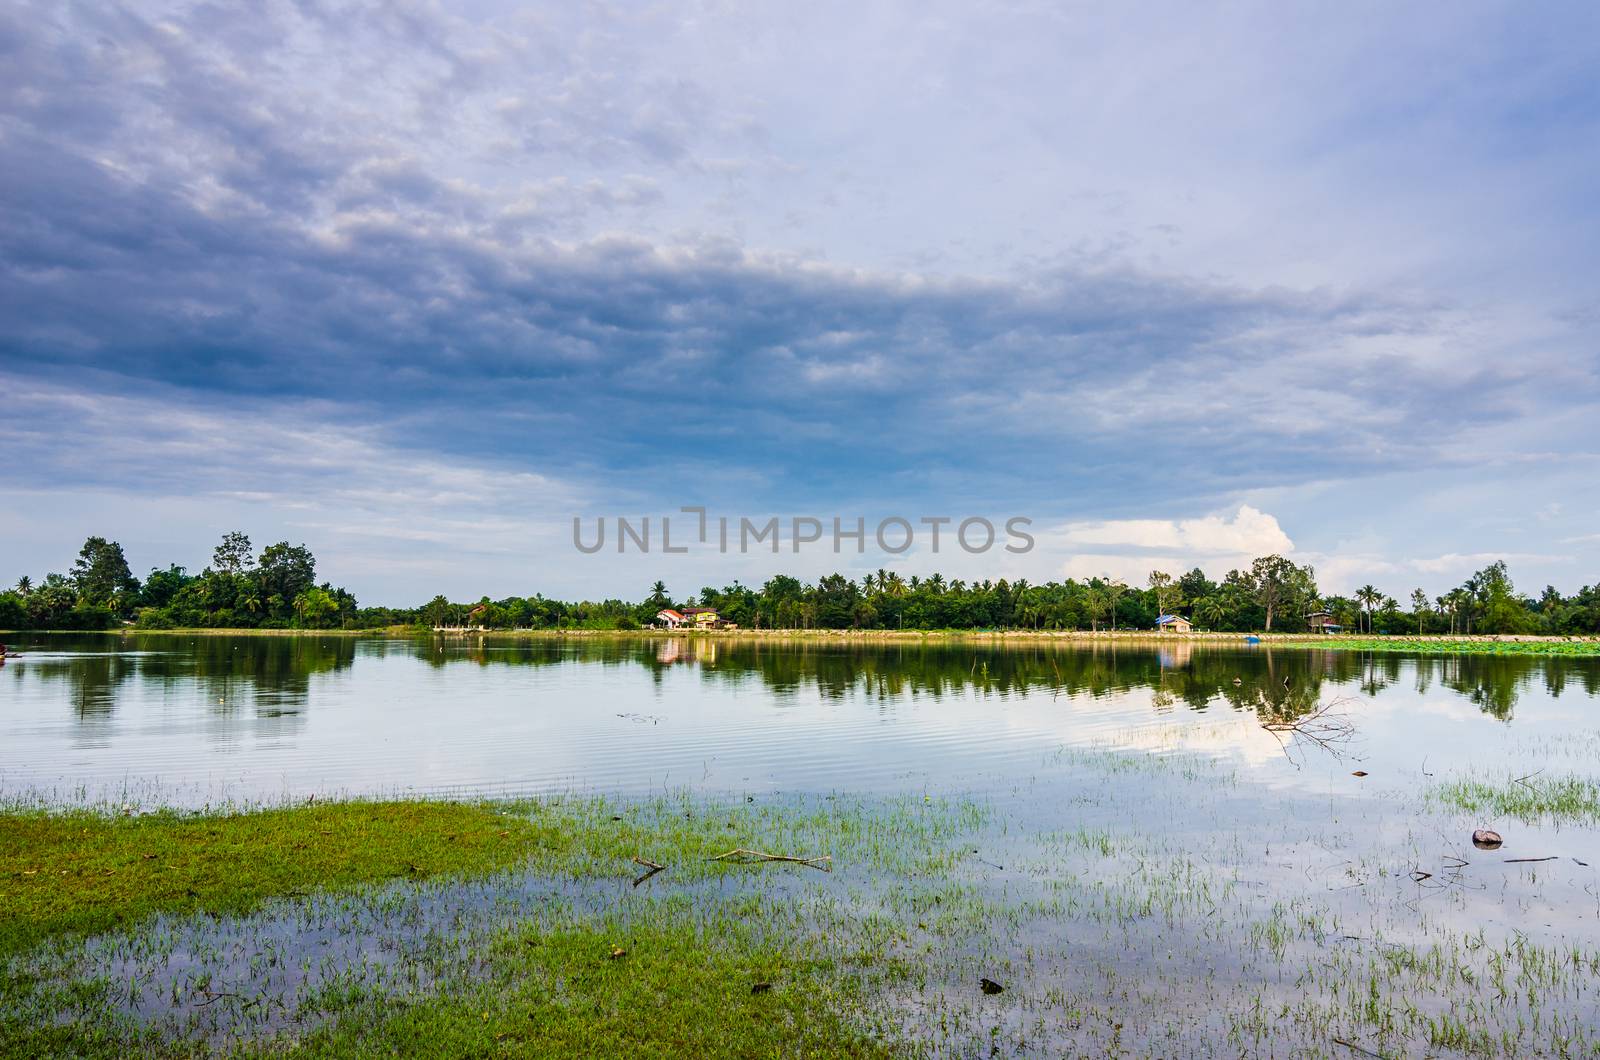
1155, 614, 1192, 633
681, 606, 722, 629
1305, 610, 1343, 633
655, 608, 686, 629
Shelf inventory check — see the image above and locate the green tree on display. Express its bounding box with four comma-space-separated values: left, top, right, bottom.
293, 586, 339, 628
212, 531, 255, 575
71, 536, 139, 616
140, 565, 192, 610
1148, 570, 1180, 617
1193, 595, 1226, 630
256, 542, 317, 620
1249, 555, 1316, 632
1410, 588, 1430, 634
1467, 561, 1532, 634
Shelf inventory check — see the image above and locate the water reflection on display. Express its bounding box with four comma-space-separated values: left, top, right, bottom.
5, 634, 1595, 725
421, 636, 1597, 721
2, 633, 1597, 804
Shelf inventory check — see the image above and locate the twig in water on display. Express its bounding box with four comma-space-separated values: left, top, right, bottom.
193, 990, 244, 1008
709, 848, 832, 872
1333, 1036, 1387, 1059
631, 855, 666, 887
1504, 856, 1559, 864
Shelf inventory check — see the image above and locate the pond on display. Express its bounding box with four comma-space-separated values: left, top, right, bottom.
8, 633, 1600, 1054
2, 632, 1597, 805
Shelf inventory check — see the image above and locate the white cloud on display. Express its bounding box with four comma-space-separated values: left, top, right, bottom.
1056, 505, 1293, 555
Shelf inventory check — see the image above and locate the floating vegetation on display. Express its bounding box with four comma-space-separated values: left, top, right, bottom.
1298, 637, 1600, 657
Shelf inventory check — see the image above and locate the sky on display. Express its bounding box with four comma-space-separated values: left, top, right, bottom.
2, 1, 1598, 605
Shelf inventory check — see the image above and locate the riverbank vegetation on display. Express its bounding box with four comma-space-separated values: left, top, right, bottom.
3, 531, 1597, 636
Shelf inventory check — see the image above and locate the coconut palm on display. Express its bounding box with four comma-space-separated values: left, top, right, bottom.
1355, 585, 1380, 634
1194, 595, 1226, 630
14, 576, 30, 596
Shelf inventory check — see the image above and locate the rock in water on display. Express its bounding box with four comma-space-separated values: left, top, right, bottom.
1472, 829, 1503, 849
980, 977, 1004, 995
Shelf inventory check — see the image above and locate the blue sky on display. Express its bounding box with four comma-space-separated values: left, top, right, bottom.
2, 1, 1598, 604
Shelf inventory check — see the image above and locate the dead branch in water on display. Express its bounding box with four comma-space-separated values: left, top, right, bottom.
709, 848, 832, 872
1262, 696, 1358, 764
631, 855, 667, 886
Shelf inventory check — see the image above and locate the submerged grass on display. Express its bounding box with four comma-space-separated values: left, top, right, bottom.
1430, 772, 1600, 823
6, 771, 1600, 1057
0, 793, 988, 1057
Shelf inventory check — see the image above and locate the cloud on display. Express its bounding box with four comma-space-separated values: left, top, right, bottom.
2, 1, 1598, 599
1057, 506, 1293, 556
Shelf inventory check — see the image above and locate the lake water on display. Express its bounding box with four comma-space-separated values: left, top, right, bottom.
2, 632, 1596, 805
10, 633, 1600, 1054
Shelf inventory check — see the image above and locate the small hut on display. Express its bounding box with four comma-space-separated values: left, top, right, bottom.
1305, 610, 1343, 633
1155, 614, 1193, 634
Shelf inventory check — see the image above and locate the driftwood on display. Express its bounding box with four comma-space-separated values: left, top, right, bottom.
1504, 856, 1558, 864
709, 848, 832, 872
631, 855, 666, 886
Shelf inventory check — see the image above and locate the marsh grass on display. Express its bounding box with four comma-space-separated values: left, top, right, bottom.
1431, 772, 1600, 823
0, 801, 554, 960
6, 763, 1600, 1057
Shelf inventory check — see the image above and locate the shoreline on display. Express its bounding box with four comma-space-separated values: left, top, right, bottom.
7, 626, 1598, 654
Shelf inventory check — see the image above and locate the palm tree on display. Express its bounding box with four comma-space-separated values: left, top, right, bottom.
1082, 588, 1107, 632
1410, 589, 1430, 634
14, 576, 30, 596
1105, 579, 1127, 631
1194, 595, 1226, 630
1355, 585, 1380, 634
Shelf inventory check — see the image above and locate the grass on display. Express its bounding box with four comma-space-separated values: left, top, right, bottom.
0, 801, 549, 959
0, 794, 990, 1057
1430, 772, 1600, 823
287, 910, 892, 1058
7, 771, 1600, 1056
1295, 636, 1600, 656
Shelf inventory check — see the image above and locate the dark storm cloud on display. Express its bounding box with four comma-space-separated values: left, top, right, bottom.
0, 0, 1593, 523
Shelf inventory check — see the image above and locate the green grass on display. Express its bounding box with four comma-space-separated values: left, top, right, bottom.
0, 801, 550, 959
283, 910, 892, 1058
1431, 773, 1600, 823
0, 795, 988, 1057
10, 777, 1600, 1057
1296, 636, 1600, 656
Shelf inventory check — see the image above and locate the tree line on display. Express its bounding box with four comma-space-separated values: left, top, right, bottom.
0, 533, 356, 630
3, 534, 1597, 636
